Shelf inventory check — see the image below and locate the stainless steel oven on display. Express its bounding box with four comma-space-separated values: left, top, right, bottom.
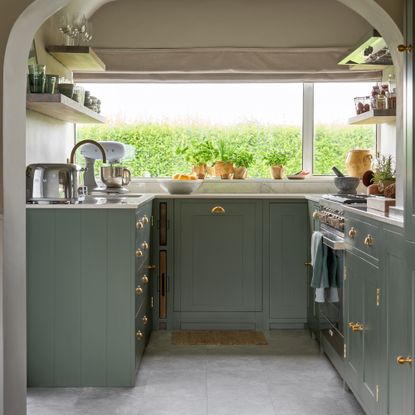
315, 194, 368, 358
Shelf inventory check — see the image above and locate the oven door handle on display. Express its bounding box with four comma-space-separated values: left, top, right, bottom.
322, 234, 345, 251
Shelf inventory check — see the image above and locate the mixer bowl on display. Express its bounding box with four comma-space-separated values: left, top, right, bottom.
101, 165, 131, 188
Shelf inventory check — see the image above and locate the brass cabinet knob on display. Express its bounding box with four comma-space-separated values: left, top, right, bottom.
142, 275, 149, 284
142, 241, 149, 250
143, 315, 149, 325
364, 234, 374, 246
142, 215, 149, 224
136, 330, 144, 341
136, 220, 144, 230
312, 211, 319, 219
348, 227, 357, 239
135, 286, 143, 295
397, 356, 413, 365
398, 44, 413, 52
211, 206, 225, 214
136, 249, 143, 257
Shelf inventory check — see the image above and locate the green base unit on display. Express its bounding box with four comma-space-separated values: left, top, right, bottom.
27, 203, 153, 387
173, 199, 263, 329
267, 202, 309, 328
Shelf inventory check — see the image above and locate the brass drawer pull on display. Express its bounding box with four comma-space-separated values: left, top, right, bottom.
397, 356, 413, 365
142, 215, 149, 224
348, 322, 364, 332
136, 330, 144, 341
398, 44, 413, 53
136, 249, 143, 257
135, 286, 143, 295
304, 262, 312, 267
211, 206, 225, 214
146, 265, 156, 270
143, 315, 149, 325
348, 227, 357, 239
142, 241, 149, 250
364, 234, 374, 246
142, 275, 149, 284
136, 220, 144, 230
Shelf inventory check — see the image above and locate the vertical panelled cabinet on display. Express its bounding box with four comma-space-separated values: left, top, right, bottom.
170, 199, 309, 330
27, 202, 153, 387
343, 212, 411, 415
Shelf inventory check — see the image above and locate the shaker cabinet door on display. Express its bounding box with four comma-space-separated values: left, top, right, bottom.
345, 250, 380, 415
269, 202, 308, 323
174, 200, 261, 312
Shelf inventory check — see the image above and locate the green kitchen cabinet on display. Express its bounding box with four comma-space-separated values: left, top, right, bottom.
173, 199, 262, 329
344, 249, 380, 415
267, 202, 308, 328
381, 227, 412, 415
307, 200, 320, 338
27, 202, 153, 387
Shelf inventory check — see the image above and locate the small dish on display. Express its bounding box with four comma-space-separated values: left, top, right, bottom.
286, 175, 306, 180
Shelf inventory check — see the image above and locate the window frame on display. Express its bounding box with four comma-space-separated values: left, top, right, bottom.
303, 83, 378, 176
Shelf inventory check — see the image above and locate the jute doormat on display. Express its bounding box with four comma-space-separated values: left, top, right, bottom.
172, 330, 268, 346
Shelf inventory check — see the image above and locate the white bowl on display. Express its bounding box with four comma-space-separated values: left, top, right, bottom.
158, 179, 202, 194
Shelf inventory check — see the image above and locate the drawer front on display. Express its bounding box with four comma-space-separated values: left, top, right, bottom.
345, 217, 379, 259
135, 300, 149, 368
135, 263, 151, 314
135, 205, 152, 262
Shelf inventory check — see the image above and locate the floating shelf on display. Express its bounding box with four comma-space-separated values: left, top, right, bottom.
27, 93, 105, 124
46, 46, 106, 72
348, 109, 396, 125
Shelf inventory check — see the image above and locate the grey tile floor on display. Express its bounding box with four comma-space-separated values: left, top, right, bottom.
27, 330, 365, 415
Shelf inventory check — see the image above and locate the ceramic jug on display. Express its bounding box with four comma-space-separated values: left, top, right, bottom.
345, 149, 373, 178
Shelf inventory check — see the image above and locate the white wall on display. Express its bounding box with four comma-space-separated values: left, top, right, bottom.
87, 0, 372, 49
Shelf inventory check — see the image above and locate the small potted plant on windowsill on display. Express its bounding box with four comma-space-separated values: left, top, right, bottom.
176, 139, 215, 179
263, 150, 289, 179
214, 139, 235, 179
372, 153, 396, 194
232, 149, 254, 179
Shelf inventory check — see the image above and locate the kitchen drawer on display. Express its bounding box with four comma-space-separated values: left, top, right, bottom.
135, 300, 150, 368
135, 266, 150, 315
345, 216, 379, 260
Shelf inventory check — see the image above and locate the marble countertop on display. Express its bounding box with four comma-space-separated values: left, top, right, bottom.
343, 204, 404, 228
26, 193, 324, 209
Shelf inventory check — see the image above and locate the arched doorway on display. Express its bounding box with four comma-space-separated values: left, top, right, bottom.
2, 1, 404, 413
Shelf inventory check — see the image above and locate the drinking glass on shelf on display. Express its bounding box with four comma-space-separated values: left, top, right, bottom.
28, 64, 46, 93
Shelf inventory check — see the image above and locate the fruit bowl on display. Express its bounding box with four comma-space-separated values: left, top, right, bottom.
158, 179, 203, 194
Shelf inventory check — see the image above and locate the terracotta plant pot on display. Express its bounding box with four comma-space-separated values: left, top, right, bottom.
214, 161, 234, 179
192, 163, 207, 179
377, 179, 395, 193
270, 165, 284, 179
233, 166, 247, 179
206, 166, 215, 177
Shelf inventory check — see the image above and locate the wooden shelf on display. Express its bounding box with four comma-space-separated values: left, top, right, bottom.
348, 109, 396, 125
27, 93, 105, 124
46, 46, 105, 72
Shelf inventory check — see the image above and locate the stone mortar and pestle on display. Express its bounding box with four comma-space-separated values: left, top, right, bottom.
332, 166, 360, 194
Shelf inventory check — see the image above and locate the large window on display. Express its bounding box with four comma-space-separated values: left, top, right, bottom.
313, 83, 376, 175
77, 82, 376, 177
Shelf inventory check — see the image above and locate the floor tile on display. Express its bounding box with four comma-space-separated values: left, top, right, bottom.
27, 330, 364, 415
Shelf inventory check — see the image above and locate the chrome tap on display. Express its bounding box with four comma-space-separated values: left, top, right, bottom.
69, 139, 107, 164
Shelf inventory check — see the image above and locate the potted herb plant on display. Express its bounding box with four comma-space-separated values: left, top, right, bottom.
214, 139, 235, 179
263, 150, 289, 179
176, 139, 215, 179
232, 149, 254, 179
372, 154, 396, 193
